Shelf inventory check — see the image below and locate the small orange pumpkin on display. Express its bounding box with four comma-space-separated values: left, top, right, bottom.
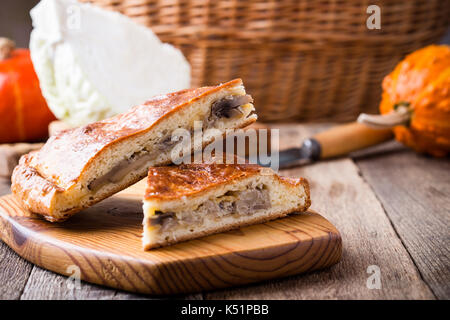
379, 45, 450, 157
0, 38, 56, 143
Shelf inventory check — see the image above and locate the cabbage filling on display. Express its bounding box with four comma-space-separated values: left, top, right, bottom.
148, 184, 271, 232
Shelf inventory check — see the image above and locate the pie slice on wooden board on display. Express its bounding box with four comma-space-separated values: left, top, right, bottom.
143, 163, 310, 250
11, 79, 256, 222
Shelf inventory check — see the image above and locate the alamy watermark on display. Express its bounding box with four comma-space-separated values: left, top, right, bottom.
66, 5, 81, 30
366, 265, 382, 289
367, 5, 381, 30
66, 264, 81, 291
168, 121, 280, 171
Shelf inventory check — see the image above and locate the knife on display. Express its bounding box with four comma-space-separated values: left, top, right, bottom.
269, 122, 394, 169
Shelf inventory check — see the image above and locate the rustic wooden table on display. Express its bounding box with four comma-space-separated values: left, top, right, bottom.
0, 124, 448, 300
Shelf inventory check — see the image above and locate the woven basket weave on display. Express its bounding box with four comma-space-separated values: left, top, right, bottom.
82, 0, 450, 122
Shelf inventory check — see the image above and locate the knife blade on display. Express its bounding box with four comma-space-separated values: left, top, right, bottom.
255, 122, 394, 169
256, 138, 321, 169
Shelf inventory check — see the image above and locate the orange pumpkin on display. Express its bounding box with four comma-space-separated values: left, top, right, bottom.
379, 45, 450, 157
0, 38, 55, 143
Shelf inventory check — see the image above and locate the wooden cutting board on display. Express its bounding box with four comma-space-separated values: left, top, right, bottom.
0, 180, 342, 295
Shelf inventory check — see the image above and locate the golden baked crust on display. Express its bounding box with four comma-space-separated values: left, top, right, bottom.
11, 152, 64, 220
145, 164, 310, 202
11, 79, 256, 221
145, 163, 260, 200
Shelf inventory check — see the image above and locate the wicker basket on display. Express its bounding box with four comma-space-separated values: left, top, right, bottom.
82, 0, 450, 122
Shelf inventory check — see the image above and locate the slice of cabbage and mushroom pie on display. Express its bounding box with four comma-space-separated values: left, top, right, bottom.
142, 162, 311, 249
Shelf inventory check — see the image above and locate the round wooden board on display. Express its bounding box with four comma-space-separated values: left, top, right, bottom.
0, 182, 342, 295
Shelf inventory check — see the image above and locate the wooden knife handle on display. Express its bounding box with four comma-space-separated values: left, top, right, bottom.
312, 122, 394, 159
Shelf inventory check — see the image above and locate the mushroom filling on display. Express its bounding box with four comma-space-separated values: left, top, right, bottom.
208, 94, 253, 123
148, 185, 271, 232
87, 133, 186, 192
87, 151, 157, 192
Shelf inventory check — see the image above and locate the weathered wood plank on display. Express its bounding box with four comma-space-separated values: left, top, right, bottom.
21, 265, 203, 299
0, 177, 11, 197
20, 266, 202, 299
0, 241, 33, 300
205, 124, 435, 299
20, 266, 202, 300
0, 143, 43, 178
21, 266, 203, 299
0, 177, 33, 300
20, 267, 142, 300
354, 142, 450, 299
